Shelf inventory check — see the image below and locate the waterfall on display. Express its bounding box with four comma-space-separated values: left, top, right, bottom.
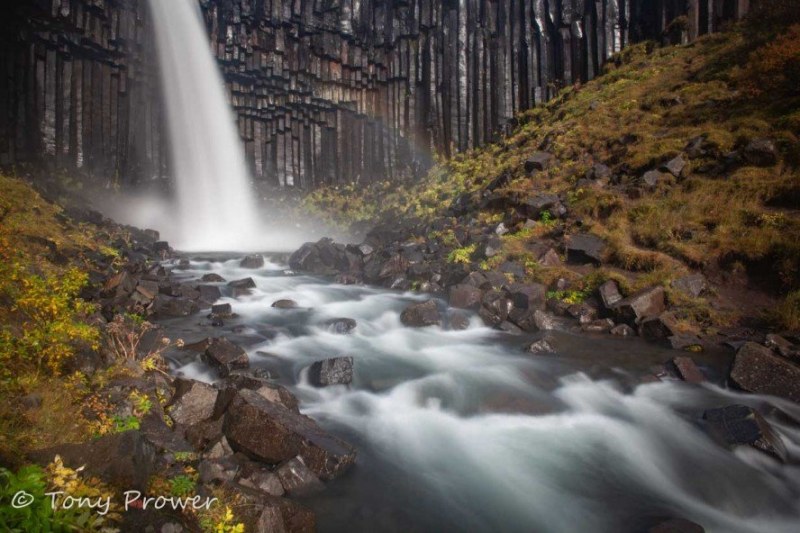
147, 0, 261, 251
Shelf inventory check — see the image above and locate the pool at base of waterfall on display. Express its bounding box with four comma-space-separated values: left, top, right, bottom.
159, 253, 800, 533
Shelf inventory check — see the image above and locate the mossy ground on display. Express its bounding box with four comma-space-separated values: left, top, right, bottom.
304, 18, 800, 332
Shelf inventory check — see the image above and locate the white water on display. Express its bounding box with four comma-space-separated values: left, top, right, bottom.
147, 0, 261, 251
165, 256, 800, 532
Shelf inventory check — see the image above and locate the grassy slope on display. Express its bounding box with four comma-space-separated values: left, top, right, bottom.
304, 21, 800, 333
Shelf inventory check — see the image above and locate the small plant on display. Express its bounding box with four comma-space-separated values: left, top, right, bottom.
547, 289, 592, 305
539, 211, 556, 227
129, 390, 152, 417
111, 415, 140, 433
169, 475, 196, 498
447, 244, 478, 264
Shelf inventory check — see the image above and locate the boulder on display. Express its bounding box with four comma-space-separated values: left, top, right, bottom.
241, 255, 265, 269
671, 356, 705, 383
166, 379, 219, 427
224, 375, 299, 412
611, 324, 636, 337
478, 291, 513, 326
524, 151, 555, 172
198, 285, 222, 304
448, 311, 471, 331
400, 300, 442, 327
201, 273, 226, 283
29, 431, 156, 490
730, 342, 800, 402
153, 295, 198, 318
743, 138, 778, 167
508, 283, 547, 311
228, 277, 256, 290
598, 280, 623, 308
227, 484, 316, 533
449, 284, 484, 310
272, 299, 299, 309
276, 457, 325, 496
703, 405, 787, 462
223, 389, 356, 480
322, 318, 357, 334
765, 334, 797, 360
660, 155, 687, 177
308, 357, 354, 387
582, 318, 615, 333
639, 312, 679, 341
522, 194, 560, 218
203, 338, 250, 377
211, 303, 234, 318
641, 170, 666, 188
669, 334, 703, 352
539, 248, 561, 267
565, 233, 606, 265
527, 338, 556, 355
671, 274, 707, 298
610, 286, 666, 325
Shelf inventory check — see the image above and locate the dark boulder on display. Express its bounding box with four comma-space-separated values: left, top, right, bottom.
322, 318, 357, 334
308, 357, 354, 387
611, 324, 636, 337
29, 431, 156, 490
508, 283, 547, 311
238, 464, 285, 496
272, 299, 299, 309
730, 342, 800, 402
765, 334, 798, 360
228, 277, 257, 290
166, 379, 219, 427
227, 484, 316, 533
703, 405, 787, 462
743, 138, 778, 167
598, 280, 623, 308
198, 285, 222, 305
527, 337, 556, 355
224, 374, 299, 412
153, 295, 199, 318
276, 457, 325, 496
610, 286, 666, 325
478, 291, 513, 326
639, 312, 679, 341
203, 338, 250, 377
241, 255, 265, 269
201, 273, 226, 282
211, 303, 234, 318
448, 311, 471, 331
565, 233, 606, 265
223, 389, 356, 480
522, 194, 560, 218
400, 300, 442, 327
671, 356, 705, 383
449, 284, 484, 310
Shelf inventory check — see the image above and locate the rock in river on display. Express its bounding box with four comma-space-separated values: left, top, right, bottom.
308, 357, 354, 387
400, 299, 442, 327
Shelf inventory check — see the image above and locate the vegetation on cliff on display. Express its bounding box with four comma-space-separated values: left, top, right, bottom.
304, 12, 800, 332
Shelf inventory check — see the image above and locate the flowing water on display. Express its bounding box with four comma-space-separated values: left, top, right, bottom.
147, 0, 261, 251
159, 254, 800, 533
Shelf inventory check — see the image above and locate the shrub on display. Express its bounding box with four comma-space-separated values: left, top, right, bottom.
735, 24, 800, 97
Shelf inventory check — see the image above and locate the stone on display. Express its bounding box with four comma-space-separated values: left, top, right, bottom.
671, 356, 705, 383
223, 389, 356, 480
228, 484, 316, 533
479, 291, 513, 326
765, 334, 797, 359
135, 280, 159, 301
523, 193, 560, 218
211, 303, 233, 318
611, 286, 666, 325
703, 405, 787, 462
611, 324, 636, 337
228, 278, 256, 290
240, 254, 265, 269
641, 170, 665, 188
598, 280, 623, 308
588, 163, 612, 180
498, 321, 523, 335
539, 248, 561, 267
204, 436, 234, 460
483, 236, 503, 258
224, 375, 300, 412
322, 318, 357, 334
166, 379, 219, 427
669, 334, 703, 352
533, 310, 561, 331
400, 300, 442, 327
198, 285, 222, 304
524, 151, 555, 172
153, 295, 199, 318
449, 284, 484, 310
203, 338, 249, 377
276, 457, 325, 496
639, 312, 679, 341
508, 283, 547, 311
527, 338, 556, 355
29, 431, 155, 490
743, 138, 778, 166
308, 357, 354, 387
582, 318, 615, 333
198, 458, 238, 485
730, 342, 800, 402
660, 155, 686, 177
272, 299, 299, 309
565, 233, 606, 265
448, 311, 471, 331
238, 461, 285, 496
201, 273, 226, 282
648, 518, 705, 533
671, 274, 707, 298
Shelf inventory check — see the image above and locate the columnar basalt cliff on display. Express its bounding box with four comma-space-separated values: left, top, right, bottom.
0, 0, 748, 189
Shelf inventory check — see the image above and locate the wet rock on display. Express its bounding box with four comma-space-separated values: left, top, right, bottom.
211, 303, 234, 318
223, 389, 356, 480
166, 379, 219, 427
400, 300, 442, 327
308, 357, 354, 387
228, 277, 256, 290
524, 151, 555, 172
185, 417, 225, 451
238, 462, 285, 496
322, 318, 357, 334
565, 233, 606, 265
448, 311, 471, 331
498, 321, 523, 335
203, 338, 250, 377
479, 291, 513, 326
671, 356, 705, 383
730, 342, 800, 402
660, 155, 687, 177
272, 299, 299, 309
639, 312, 679, 341
197, 285, 222, 305
703, 405, 787, 462
610, 286, 666, 325
449, 284, 484, 310
671, 274, 707, 298
240, 255, 265, 269
508, 283, 547, 311
276, 457, 325, 496
527, 337, 556, 355
648, 518, 705, 533
224, 375, 299, 412
743, 138, 778, 167
611, 324, 636, 337
30, 431, 155, 490
669, 334, 703, 352
598, 280, 623, 308
201, 273, 226, 282
765, 333, 798, 360
198, 457, 238, 485
153, 295, 199, 318
582, 318, 615, 333
533, 310, 562, 331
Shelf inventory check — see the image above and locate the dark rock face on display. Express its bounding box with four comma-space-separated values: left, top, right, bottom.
400, 300, 442, 327
223, 389, 356, 480
730, 342, 800, 402
566, 234, 606, 265
0, 1, 745, 189
308, 357, 354, 387
203, 338, 250, 377
30, 431, 156, 491
703, 405, 787, 461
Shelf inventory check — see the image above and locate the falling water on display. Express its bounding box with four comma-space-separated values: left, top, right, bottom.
147, 0, 260, 251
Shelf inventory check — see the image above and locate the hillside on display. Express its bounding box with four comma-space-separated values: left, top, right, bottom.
304, 13, 800, 336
